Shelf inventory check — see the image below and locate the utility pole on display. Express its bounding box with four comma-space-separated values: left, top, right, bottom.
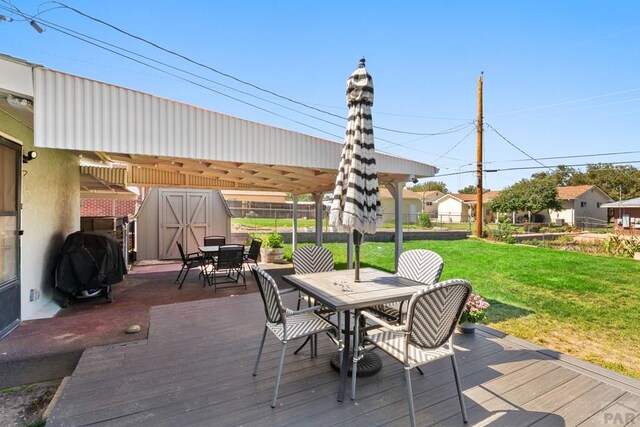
475, 73, 484, 238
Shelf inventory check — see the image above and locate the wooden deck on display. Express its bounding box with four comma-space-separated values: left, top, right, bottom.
46, 292, 640, 426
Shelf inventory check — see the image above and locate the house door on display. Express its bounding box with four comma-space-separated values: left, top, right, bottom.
159, 190, 209, 259
0, 137, 21, 339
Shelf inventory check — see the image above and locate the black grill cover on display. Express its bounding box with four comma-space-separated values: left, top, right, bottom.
55, 231, 126, 294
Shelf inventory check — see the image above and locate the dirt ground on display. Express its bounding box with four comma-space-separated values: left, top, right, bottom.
0, 379, 61, 426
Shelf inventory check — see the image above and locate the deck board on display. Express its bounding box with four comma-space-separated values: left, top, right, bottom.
46, 292, 640, 426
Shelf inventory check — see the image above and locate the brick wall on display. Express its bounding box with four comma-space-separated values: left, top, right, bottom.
81, 199, 138, 218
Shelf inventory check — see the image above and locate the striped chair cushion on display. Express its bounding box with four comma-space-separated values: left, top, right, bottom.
365, 331, 454, 369
292, 246, 334, 274
267, 312, 335, 341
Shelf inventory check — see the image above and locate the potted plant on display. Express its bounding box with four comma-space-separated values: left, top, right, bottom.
458, 293, 490, 334
259, 232, 285, 263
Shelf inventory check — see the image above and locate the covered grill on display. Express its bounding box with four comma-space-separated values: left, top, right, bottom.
55, 231, 127, 302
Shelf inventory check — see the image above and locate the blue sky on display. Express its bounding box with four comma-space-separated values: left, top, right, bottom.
1, 1, 639, 192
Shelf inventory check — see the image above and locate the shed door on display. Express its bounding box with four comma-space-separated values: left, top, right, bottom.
159, 191, 209, 259
0, 138, 21, 339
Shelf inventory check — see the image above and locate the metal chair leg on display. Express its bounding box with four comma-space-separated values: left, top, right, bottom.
272, 342, 287, 408
451, 354, 468, 423
253, 326, 267, 376
350, 310, 361, 400
405, 368, 416, 427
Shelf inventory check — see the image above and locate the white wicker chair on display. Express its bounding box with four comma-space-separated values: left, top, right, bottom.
251, 265, 336, 408
352, 279, 472, 426
369, 249, 444, 323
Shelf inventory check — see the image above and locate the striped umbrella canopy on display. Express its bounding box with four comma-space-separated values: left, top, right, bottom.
329, 58, 380, 280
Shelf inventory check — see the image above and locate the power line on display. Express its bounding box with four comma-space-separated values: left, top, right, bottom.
49, 1, 463, 138
483, 150, 640, 165
489, 87, 640, 118
485, 122, 552, 171
486, 160, 640, 173
436, 159, 640, 179
0, 3, 479, 161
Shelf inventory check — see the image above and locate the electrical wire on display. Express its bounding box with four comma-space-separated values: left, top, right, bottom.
485, 122, 552, 171
0, 2, 479, 160
49, 1, 466, 138
482, 150, 640, 165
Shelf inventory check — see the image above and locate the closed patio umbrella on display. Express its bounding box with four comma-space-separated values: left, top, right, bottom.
329, 58, 381, 281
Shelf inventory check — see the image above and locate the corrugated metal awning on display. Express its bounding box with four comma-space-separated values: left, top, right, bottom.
33, 67, 438, 194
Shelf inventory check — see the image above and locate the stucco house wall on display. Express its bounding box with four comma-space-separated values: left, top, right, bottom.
1, 112, 80, 320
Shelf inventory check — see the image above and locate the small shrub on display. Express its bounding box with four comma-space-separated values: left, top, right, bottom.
488, 222, 516, 243
604, 234, 640, 257
262, 232, 283, 248
528, 224, 541, 233
418, 213, 432, 229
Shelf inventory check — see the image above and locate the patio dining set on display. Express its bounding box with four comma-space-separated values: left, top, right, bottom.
252, 246, 472, 427
174, 235, 262, 292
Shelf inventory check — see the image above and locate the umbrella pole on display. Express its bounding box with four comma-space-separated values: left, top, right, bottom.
353, 230, 363, 282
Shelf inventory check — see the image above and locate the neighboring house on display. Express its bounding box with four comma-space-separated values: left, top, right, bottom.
416, 190, 444, 218
600, 197, 640, 235
435, 191, 500, 223
543, 185, 613, 227
379, 187, 423, 224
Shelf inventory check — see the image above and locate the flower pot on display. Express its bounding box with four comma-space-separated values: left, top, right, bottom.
458, 321, 476, 334
260, 247, 284, 263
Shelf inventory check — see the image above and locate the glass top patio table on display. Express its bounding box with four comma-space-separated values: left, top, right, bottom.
282, 267, 426, 402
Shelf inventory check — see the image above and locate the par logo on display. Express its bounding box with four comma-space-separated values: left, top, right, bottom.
601, 400, 638, 425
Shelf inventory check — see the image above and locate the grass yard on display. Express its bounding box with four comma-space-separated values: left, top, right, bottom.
284, 238, 640, 379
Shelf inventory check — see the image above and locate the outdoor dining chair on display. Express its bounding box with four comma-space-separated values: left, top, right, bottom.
243, 238, 262, 267
251, 265, 337, 408
175, 242, 209, 288
203, 235, 226, 246
291, 245, 337, 353
351, 279, 472, 426
207, 245, 246, 292
368, 249, 444, 324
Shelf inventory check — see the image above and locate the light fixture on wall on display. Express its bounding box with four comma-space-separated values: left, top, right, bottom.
23, 151, 37, 164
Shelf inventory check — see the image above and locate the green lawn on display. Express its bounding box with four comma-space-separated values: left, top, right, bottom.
283, 238, 640, 379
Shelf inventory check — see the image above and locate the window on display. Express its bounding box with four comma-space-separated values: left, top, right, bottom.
425, 201, 433, 206
597, 202, 602, 208
580, 201, 587, 207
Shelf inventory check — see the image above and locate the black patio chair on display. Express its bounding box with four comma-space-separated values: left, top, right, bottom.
351, 279, 472, 426
244, 238, 262, 267
208, 245, 246, 292
175, 242, 209, 289
203, 235, 226, 247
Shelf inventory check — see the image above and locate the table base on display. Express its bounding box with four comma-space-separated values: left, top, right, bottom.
329, 351, 382, 377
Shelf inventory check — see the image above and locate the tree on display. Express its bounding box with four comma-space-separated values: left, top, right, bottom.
285, 193, 313, 202
409, 181, 448, 193
489, 177, 561, 216
458, 185, 490, 194
567, 164, 640, 200
532, 165, 578, 187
